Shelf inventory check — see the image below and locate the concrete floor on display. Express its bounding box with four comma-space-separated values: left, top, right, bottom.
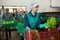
0, 31, 21, 40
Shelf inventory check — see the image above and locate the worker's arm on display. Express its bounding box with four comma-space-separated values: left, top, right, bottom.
10, 14, 14, 20
2, 14, 5, 20
37, 14, 40, 27
24, 14, 29, 28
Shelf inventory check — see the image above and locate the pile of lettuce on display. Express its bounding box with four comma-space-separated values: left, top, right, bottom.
46, 17, 56, 28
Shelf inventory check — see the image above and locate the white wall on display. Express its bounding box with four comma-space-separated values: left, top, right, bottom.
0, 0, 50, 12
51, 0, 60, 7
0, 0, 2, 5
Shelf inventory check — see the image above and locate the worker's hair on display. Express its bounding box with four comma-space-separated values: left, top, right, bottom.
16, 11, 18, 13
6, 9, 9, 11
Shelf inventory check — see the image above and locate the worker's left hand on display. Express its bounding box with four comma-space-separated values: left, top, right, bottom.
26, 27, 31, 31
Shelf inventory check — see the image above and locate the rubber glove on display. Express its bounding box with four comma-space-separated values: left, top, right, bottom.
39, 23, 46, 28
26, 27, 31, 30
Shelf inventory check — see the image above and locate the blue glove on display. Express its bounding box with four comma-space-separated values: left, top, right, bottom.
39, 23, 46, 28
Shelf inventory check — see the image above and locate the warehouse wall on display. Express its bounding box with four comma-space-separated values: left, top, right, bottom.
0, 0, 50, 12
0, 0, 2, 5
50, 8, 60, 12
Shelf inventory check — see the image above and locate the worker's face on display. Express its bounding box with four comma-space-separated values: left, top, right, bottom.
15, 11, 18, 14
6, 10, 9, 13
19, 11, 25, 15
32, 5, 39, 12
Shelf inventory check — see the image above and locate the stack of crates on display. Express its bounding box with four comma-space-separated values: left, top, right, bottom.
39, 28, 59, 40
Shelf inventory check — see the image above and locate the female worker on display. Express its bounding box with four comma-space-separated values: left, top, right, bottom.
24, 2, 40, 30
16, 8, 25, 40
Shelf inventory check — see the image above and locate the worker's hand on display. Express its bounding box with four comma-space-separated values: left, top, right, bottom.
26, 26, 31, 31
39, 23, 46, 28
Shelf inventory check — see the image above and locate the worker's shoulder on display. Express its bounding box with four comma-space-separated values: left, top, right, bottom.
36, 12, 40, 14
25, 11, 30, 15
3, 13, 6, 16
3, 13, 6, 15
25, 12, 40, 16
36, 12, 40, 16
26, 11, 30, 14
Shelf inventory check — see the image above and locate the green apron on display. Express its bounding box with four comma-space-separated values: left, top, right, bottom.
17, 15, 24, 33
13, 18, 18, 27
2, 18, 16, 28
26, 12, 39, 29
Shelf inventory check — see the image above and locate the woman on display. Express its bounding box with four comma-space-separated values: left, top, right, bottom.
24, 2, 41, 40
24, 2, 40, 30
16, 8, 25, 40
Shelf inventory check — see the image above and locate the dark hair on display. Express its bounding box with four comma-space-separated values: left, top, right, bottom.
6, 9, 9, 11
16, 11, 18, 13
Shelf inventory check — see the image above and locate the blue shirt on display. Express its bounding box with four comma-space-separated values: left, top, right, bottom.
24, 11, 40, 28
2, 13, 13, 20
14, 13, 19, 18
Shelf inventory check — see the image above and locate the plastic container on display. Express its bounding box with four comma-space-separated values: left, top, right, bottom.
39, 28, 59, 40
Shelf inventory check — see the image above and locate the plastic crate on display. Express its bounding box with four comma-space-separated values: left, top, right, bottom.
25, 30, 40, 40
25, 28, 59, 40
39, 28, 59, 40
